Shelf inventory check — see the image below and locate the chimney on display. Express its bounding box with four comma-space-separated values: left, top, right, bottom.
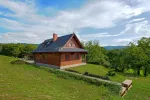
53, 33, 58, 41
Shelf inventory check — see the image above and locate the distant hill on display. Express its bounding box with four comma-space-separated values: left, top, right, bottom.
104, 46, 127, 50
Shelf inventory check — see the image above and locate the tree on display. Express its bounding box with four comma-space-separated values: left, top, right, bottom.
19, 44, 37, 58
127, 43, 149, 76
84, 40, 110, 67
137, 37, 150, 76
107, 38, 150, 76
107, 49, 130, 72
0, 43, 37, 58
1, 44, 20, 57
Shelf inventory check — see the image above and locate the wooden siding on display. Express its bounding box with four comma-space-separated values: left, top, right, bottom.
60, 53, 82, 67
34, 52, 84, 67
34, 53, 60, 66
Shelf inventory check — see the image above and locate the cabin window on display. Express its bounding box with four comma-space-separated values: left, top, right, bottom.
42, 54, 45, 60
69, 43, 71, 47
69, 43, 72, 47
73, 43, 75, 47
65, 54, 69, 61
76, 54, 79, 60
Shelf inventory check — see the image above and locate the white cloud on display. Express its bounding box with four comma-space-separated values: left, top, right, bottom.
121, 20, 150, 36
0, 32, 42, 43
0, 0, 150, 44
114, 19, 150, 45
114, 38, 133, 43
81, 33, 122, 38
128, 18, 145, 23
112, 38, 136, 46
0, 18, 29, 30
55, 0, 149, 29
0, 0, 35, 18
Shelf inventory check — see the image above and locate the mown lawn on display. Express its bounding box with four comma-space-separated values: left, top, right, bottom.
0, 55, 121, 100
70, 64, 150, 100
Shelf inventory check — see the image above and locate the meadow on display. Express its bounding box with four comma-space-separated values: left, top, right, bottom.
70, 64, 150, 100
0, 55, 121, 100
1, 55, 150, 100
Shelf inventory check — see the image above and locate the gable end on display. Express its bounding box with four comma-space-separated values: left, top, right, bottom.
63, 33, 84, 49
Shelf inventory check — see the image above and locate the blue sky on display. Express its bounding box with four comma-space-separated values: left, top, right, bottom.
0, 0, 150, 46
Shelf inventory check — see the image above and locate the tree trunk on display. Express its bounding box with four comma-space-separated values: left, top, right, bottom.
121, 67, 125, 72
144, 67, 147, 77
137, 69, 140, 76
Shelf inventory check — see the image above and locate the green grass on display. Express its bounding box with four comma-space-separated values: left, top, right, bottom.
70, 64, 110, 76
70, 64, 150, 100
0, 55, 121, 100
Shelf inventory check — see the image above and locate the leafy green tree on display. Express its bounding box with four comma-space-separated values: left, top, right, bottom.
107, 49, 130, 72
19, 44, 37, 58
137, 37, 150, 76
127, 43, 149, 76
0, 43, 37, 58
107, 37, 150, 76
84, 40, 110, 67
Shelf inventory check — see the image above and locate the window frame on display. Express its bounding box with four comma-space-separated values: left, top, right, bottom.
69, 42, 73, 47
73, 43, 76, 47
76, 54, 79, 60
65, 54, 69, 61
42, 54, 45, 60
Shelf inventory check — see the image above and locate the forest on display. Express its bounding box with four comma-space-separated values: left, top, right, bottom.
0, 43, 37, 58
83, 37, 150, 77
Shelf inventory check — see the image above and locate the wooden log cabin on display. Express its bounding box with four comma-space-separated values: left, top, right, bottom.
33, 33, 88, 69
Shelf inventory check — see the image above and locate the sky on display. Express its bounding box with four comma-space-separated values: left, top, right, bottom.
0, 0, 150, 46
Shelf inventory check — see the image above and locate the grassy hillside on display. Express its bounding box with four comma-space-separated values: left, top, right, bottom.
0, 55, 121, 100
70, 64, 150, 100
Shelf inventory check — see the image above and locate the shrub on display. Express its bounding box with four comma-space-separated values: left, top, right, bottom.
0, 43, 37, 58
84, 72, 89, 75
106, 70, 116, 76
83, 72, 110, 80
10, 60, 27, 65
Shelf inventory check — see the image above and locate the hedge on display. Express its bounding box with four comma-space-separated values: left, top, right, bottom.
84, 72, 110, 80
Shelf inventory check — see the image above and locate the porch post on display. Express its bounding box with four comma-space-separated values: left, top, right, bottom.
33, 54, 36, 64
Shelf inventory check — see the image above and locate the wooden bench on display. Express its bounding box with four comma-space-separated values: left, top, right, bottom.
120, 87, 127, 97
122, 79, 132, 90
120, 79, 132, 97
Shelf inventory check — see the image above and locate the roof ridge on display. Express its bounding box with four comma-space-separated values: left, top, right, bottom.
45, 33, 73, 40
60, 33, 74, 49
57, 33, 73, 38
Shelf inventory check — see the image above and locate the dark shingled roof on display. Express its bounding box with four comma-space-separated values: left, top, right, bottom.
33, 34, 88, 53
